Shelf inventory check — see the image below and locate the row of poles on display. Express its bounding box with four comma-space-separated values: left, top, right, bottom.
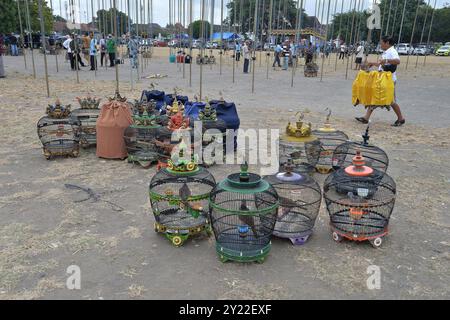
17, 0, 440, 98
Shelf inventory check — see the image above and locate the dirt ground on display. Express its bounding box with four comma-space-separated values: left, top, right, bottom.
0, 48, 449, 300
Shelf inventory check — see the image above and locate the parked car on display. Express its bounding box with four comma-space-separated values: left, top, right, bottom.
396, 43, 414, 55
435, 45, 450, 56
413, 45, 431, 56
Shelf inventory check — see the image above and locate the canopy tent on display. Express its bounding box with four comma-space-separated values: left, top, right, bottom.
211, 32, 241, 41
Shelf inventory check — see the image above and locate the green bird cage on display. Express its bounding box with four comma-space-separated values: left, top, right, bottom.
209, 163, 279, 263
149, 142, 216, 247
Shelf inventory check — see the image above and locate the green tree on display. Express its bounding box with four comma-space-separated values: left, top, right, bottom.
0, 0, 17, 34
430, 5, 450, 43
188, 20, 211, 40
17, 0, 54, 34
227, 0, 307, 34
95, 8, 130, 36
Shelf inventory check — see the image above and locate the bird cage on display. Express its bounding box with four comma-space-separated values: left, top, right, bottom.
313, 110, 349, 174
124, 110, 162, 168
191, 102, 227, 167
209, 163, 279, 263
264, 160, 322, 245
37, 99, 80, 160
279, 112, 322, 174
132, 96, 168, 126
324, 151, 396, 248
70, 95, 101, 148
149, 143, 216, 247
333, 126, 389, 172
304, 62, 319, 77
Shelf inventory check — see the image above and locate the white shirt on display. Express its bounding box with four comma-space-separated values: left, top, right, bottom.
380, 46, 400, 82
356, 45, 364, 58
63, 38, 72, 53
243, 45, 250, 60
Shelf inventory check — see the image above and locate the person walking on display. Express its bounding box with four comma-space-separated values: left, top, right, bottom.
0, 34, 6, 78
128, 35, 139, 69
355, 36, 406, 127
339, 42, 346, 60
243, 41, 250, 73
99, 34, 107, 67
273, 43, 282, 68
107, 35, 116, 67
9, 33, 18, 56
63, 35, 76, 70
354, 42, 364, 70
69, 34, 85, 69
89, 33, 98, 71
235, 41, 241, 61
82, 32, 91, 67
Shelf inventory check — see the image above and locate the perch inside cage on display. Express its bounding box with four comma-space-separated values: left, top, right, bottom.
313, 110, 349, 174
264, 160, 322, 245
124, 109, 163, 168
37, 99, 80, 160
279, 112, 322, 174
149, 143, 216, 247
209, 163, 279, 263
70, 95, 101, 148
333, 126, 389, 172
324, 150, 396, 248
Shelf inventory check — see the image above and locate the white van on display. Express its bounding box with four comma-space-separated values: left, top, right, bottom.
397, 43, 413, 55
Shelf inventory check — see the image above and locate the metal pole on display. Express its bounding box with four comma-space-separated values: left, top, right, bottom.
38, 0, 50, 97
424, 0, 437, 66
405, 0, 420, 71
345, 0, 357, 80
25, 0, 36, 78
397, 0, 407, 45
113, 0, 119, 92
251, 0, 259, 93
385, 0, 393, 36
220, 0, 224, 75
328, 0, 337, 65
320, 0, 331, 82
291, 0, 302, 87
127, 0, 133, 90
415, 0, 430, 68
17, 0, 28, 70
259, 0, 265, 68
189, 0, 193, 87
390, 0, 400, 37
334, 0, 344, 71
266, 0, 273, 79
200, 0, 205, 100
135, 0, 140, 81
232, 0, 237, 83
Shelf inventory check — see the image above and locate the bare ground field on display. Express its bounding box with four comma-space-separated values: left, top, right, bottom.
0, 48, 449, 299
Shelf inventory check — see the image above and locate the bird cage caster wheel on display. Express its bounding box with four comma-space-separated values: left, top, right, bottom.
171, 235, 184, 247
138, 160, 152, 169
256, 257, 266, 264
71, 150, 80, 158
219, 255, 228, 263
370, 237, 383, 248
154, 223, 159, 233
290, 236, 310, 246
332, 232, 343, 243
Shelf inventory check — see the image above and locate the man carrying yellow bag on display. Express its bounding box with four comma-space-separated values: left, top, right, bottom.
355, 36, 406, 127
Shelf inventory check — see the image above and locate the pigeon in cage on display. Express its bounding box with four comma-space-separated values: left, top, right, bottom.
149, 143, 216, 247
265, 160, 322, 245
209, 163, 279, 263
37, 99, 80, 160
324, 150, 397, 248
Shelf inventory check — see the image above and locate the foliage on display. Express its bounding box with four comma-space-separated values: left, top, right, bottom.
187, 20, 211, 40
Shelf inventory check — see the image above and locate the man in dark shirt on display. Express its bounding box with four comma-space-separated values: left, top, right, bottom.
9, 34, 18, 56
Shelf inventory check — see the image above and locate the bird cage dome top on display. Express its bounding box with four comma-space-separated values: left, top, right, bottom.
199, 101, 218, 122
217, 163, 275, 195
76, 95, 101, 110
317, 109, 339, 133
282, 112, 316, 143
130, 110, 160, 129
46, 99, 71, 119
333, 126, 389, 172
165, 141, 200, 175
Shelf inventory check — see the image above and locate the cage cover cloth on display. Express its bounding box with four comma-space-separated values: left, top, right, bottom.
140, 90, 166, 111
352, 71, 395, 107
96, 100, 133, 159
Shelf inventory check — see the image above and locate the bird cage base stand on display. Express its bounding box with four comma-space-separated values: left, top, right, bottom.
154, 221, 212, 247
42, 144, 80, 160
273, 230, 312, 246
216, 243, 271, 264
127, 153, 160, 169
331, 225, 388, 249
